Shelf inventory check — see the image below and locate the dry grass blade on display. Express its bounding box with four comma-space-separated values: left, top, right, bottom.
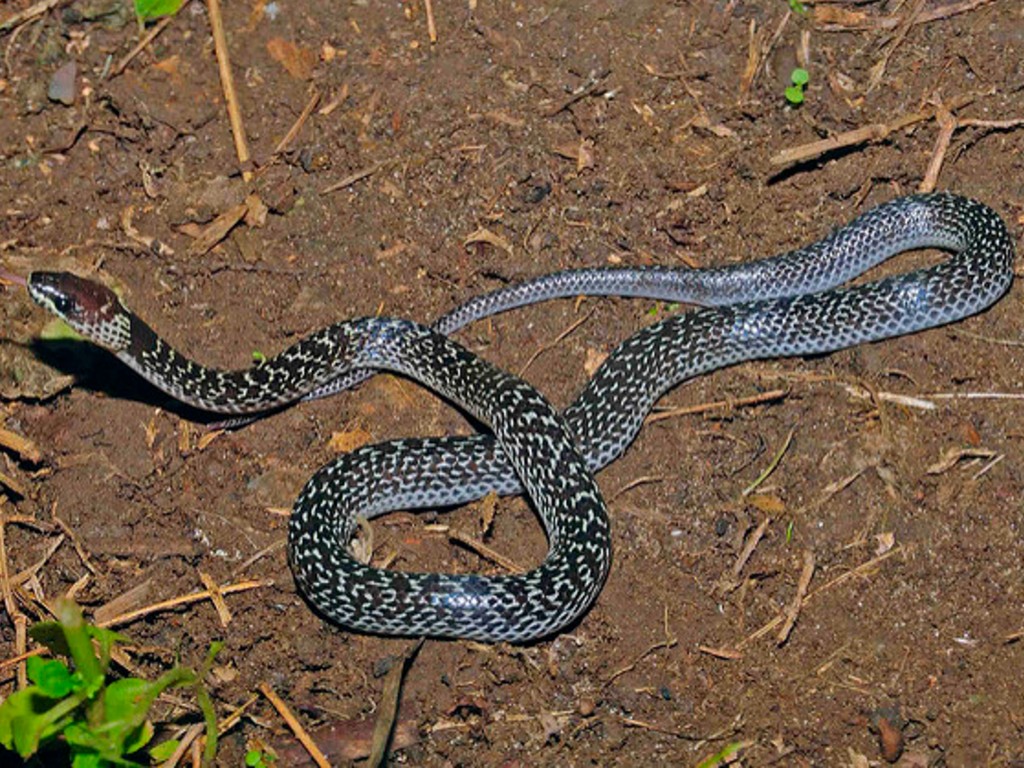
742, 424, 796, 497
260, 682, 331, 768
274, 88, 322, 156
369, 639, 425, 768
321, 162, 387, 194
96, 578, 270, 628
449, 529, 526, 574
697, 645, 743, 660
518, 308, 594, 377
603, 606, 676, 684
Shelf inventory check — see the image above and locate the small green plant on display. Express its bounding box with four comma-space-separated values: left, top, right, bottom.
245, 747, 277, 767
251, 350, 267, 365
645, 302, 681, 317
134, 0, 184, 23
0, 598, 220, 767
788, 0, 808, 14
785, 68, 810, 105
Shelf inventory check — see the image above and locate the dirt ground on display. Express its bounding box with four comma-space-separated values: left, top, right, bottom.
2, 0, 1024, 765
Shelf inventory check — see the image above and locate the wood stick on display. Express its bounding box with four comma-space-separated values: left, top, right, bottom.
206, 0, 252, 180
423, 0, 437, 43
769, 93, 974, 167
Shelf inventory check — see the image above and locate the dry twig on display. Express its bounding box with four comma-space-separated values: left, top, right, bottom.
776, 549, 815, 645
769, 93, 974, 167
110, 0, 192, 77
0, 0, 66, 32
647, 389, 787, 424
260, 682, 331, 768
206, 0, 251, 179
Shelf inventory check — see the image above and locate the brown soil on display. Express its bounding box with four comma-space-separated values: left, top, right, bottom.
2, 1, 1024, 765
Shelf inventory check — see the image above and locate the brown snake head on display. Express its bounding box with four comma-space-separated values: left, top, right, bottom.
27, 272, 133, 353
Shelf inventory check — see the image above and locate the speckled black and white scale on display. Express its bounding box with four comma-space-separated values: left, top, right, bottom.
24, 192, 1015, 642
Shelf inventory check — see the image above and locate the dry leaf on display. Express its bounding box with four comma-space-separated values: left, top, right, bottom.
814, 6, 867, 27
244, 194, 268, 228
328, 427, 373, 453
152, 55, 180, 76
266, 38, 317, 80
576, 138, 594, 171
478, 491, 498, 537
464, 227, 513, 256
926, 446, 996, 475
874, 532, 895, 555
747, 493, 786, 515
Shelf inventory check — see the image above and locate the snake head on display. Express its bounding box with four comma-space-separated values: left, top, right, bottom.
27, 272, 133, 352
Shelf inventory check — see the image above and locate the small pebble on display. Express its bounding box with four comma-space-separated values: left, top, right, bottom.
48, 61, 76, 106
577, 697, 596, 717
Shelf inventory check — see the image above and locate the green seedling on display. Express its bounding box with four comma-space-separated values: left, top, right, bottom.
645, 302, 681, 317
785, 68, 809, 105
245, 747, 277, 767
0, 598, 221, 767
788, 0, 808, 14
134, 0, 185, 23
252, 350, 267, 365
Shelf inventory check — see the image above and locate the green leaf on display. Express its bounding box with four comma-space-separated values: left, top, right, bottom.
245, 750, 263, 767
150, 739, 181, 761
0, 689, 61, 755
134, 0, 185, 22
791, 67, 809, 86
788, 0, 807, 14
29, 621, 72, 656
784, 85, 805, 104
99, 678, 156, 753
70, 751, 103, 768
63, 721, 105, 751
123, 719, 154, 755
27, 656, 76, 698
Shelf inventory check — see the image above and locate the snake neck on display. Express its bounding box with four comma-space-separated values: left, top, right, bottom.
116, 313, 366, 414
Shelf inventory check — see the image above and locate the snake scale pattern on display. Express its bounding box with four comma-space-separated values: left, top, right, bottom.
20, 192, 1015, 641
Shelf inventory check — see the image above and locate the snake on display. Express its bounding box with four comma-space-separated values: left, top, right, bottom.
14, 192, 1015, 642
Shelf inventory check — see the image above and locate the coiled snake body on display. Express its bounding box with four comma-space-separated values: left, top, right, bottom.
22, 193, 1015, 641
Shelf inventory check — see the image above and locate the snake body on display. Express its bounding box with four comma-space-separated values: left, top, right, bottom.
23, 192, 1015, 641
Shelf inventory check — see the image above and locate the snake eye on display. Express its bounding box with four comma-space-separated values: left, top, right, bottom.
51, 293, 75, 317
